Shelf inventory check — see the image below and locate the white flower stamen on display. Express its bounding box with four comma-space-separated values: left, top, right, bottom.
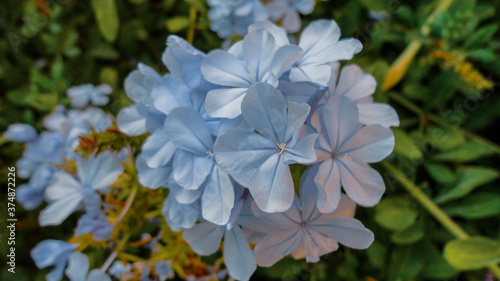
206, 150, 215, 159
277, 143, 287, 155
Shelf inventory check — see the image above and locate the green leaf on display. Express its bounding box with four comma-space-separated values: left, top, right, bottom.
392, 128, 422, 160
391, 218, 424, 244
357, 0, 389, 11
442, 192, 500, 219
366, 241, 387, 268
421, 243, 459, 279
375, 197, 419, 231
166, 17, 192, 32
424, 162, 456, 185
91, 0, 120, 43
432, 141, 495, 162
464, 24, 498, 48
435, 166, 498, 203
467, 49, 495, 63
388, 244, 426, 280
427, 125, 465, 151
444, 236, 500, 270
89, 44, 120, 60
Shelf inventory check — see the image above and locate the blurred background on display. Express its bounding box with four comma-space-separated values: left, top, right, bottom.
0, 0, 499, 280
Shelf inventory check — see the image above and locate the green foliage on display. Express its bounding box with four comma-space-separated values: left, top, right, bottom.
1, 0, 499, 280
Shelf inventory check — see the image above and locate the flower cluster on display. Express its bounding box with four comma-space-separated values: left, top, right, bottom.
5, 84, 113, 211
208, 0, 315, 38
116, 19, 398, 280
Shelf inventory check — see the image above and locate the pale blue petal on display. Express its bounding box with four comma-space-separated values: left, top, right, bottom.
313, 160, 342, 213
289, 64, 332, 84
141, 130, 177, 168
214, 128, 275, 186
155, 261, 174, 281
201, 50, 250, 87
78, 152, 124, 190
163, 35, 205, 89
174, 183, 202, 204
5, 124, 38, 142
249, 153, 294, 213
172, 150, 213, 190
311, 217, 374, 249
224, 226, 257, 281
318, 96, 359, 151
136, 155, 171, 189
338, 125, 395, 163
17, 184, 44, 210
241, 83, 287, 143
248, 21, 290, 47
205, 87, 248, 119
124, 66, 160, 104
283, 133, 318, 164
87, 269, 112, 281
162, 196, 199, 231
358, 103, 400, 128
254, 227, 302, 267
151, 76, 193, 115
278, 78, 318, 104
65, 252, 89, 281
75, 212, 112, 241
284, 101, 311, 146
164, 107, 214, 155
298, 20, 341, 62
40, 192, 84, 226
117, 105, 148, 136
298, 228, 339, 262
202, 165, 234, 225
334, 64, 376, 100
183, 222, 224, 255
243, 29, 277, 82
338, 160, 385, 207
298, 166, 320, 220
282, 9, 301, 33
31, 240, 77, 268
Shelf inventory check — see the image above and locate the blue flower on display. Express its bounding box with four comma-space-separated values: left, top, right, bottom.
67, 84, 112, 108
308, 95, 394, 211
215, 83, 317, 212
31, 240, 78, 281
4, 124, 38, 142
155, 261, 174, 281
324, 63, 400, 128
243, 168, 374, 266
289, 20, 363, 85
266, 0, 315, 32
65, 252, 111, 281
184, 222, 256, 281
39, 151, 124, 226
208, 0, 269, 38
202, 28, 302, 118
164, 106, 235, 225
75, 211, 113, 241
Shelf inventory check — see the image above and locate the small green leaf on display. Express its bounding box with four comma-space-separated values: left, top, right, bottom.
392, 128, 422, 160
464, 24, 498, 48
444, 236, 500, 270
427, 126, 465, 151
435, 166, 497, 203
388, 244, 426, 280
421, 243, 458, 279
424, 162, 456, 185
375, 197, 419, 231
391, 218, 424, 244
91, 0, 120, 43
166, 17, 192, 33
442, 192, 500, 219
367, 241, 387, 268
432, 141, 495, 162
467, 49, 495, 63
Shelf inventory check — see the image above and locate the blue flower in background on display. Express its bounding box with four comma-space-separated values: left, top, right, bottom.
215, 83, 317, 212
242, 168, 374, 266
65, 252, 111, 281
308, 95, 394, 212
40, 151, 124, 226
208, 0, 269, 38
31, 240, 78, 281
67, 84, 112, 108
266, 0, 315, 32
4, 124, 38, 142
202, 28, 302, 118
75, 211, 113, 241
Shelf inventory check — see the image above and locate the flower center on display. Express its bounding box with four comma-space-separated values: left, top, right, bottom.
206, 150, 215, 159
277, 143, 287, 155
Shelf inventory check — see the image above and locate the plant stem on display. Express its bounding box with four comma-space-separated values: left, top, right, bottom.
187, 7, 197, 44
381, 160, 500, 277
381, 160, 469, 239
113, 185, 138, 226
